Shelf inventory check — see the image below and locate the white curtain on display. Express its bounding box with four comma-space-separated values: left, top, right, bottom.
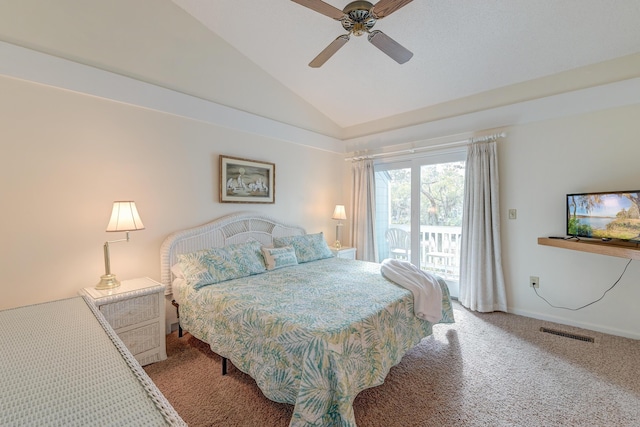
351, 159, 378, 262
459, 141, 507, 312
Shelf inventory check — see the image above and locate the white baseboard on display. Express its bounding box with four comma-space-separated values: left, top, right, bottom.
508, 307, 640, 340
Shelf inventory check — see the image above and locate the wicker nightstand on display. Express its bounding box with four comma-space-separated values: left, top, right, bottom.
330, 246, 357, 260
80, 277, 167, 366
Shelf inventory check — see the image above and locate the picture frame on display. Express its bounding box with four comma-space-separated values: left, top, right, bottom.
220, 155, 275, 203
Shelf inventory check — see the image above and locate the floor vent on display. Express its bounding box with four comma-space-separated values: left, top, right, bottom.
540, 327, 595, 343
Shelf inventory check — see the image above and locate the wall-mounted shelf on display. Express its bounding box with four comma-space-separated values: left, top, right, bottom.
538, 237, 640, 260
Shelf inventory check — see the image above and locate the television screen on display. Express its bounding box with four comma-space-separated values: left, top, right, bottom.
567, 190, 640, 241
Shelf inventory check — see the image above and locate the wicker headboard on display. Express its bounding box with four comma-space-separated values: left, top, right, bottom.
160, 211, 306, 294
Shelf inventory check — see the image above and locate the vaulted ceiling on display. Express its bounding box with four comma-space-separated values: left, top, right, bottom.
174, 0, 640, 128
1, 0, 640, 145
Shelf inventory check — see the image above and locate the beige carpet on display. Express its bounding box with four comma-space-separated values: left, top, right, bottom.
145, 302, 640, 426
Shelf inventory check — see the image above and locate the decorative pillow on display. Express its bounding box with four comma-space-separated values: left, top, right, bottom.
261, 246, 298, 270
177, 240, 266, 289
273, 232, 333, 263
170, 263, 184, 279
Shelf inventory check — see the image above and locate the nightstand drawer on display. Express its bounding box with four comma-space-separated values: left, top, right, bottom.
99, 293, 160, 329
137, 352, 163, 367
80, 277, 167, 366
330, 247, 356, 260
118, 322, 161, 355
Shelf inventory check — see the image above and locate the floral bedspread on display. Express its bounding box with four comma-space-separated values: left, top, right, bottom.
175, 258, 454, 427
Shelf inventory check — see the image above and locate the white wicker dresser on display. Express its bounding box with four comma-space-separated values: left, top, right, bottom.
80, 277, 167, 366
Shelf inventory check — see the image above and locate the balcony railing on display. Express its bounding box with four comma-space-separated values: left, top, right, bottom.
420, 225, 461, 280
382, 225, 462, 281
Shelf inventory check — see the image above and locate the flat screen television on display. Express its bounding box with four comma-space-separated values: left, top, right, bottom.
566, 190, 640, 241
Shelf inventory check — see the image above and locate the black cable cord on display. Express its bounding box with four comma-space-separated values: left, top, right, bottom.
533, 258, 632, 311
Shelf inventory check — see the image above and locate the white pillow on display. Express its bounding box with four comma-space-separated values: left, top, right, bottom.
171, 263, 185, 279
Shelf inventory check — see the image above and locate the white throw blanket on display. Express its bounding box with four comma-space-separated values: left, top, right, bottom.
380, 258, 443, 323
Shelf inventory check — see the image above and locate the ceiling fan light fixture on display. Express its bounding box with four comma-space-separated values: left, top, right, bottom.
341, 1, 376, 35
344, 1, 374, 17
292, 0, 414, 67
352, 22, 368, 36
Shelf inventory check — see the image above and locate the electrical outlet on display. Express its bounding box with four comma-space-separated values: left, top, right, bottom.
508, 209, 517, 219
530, 276, 539, 288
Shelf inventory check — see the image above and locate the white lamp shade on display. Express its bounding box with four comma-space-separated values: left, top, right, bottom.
332, 205, 347, 220
106, 201, 145, 232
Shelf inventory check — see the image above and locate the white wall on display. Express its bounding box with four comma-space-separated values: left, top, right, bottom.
0, 75, 345, 311
500, 105, 640, 338
0, 0, 343, 138
2, 45, 639, 340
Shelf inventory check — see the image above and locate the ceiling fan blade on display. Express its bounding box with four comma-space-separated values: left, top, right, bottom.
309, 34, 350, 68
291, 0, 345, 20
371, 0, 414, 18
368, 30, 413, 64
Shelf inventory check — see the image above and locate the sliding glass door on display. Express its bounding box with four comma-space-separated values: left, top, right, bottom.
375, 150, 465, 297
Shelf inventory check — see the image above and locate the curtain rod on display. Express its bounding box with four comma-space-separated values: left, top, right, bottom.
344, 132, 506, 161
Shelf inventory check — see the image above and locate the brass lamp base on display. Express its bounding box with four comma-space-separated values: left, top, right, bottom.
334, 240, 342, 249
96, 274, 121, 290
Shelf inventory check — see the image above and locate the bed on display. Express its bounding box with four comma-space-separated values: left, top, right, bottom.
0, 296, 186, 426
160, 212, 454, 427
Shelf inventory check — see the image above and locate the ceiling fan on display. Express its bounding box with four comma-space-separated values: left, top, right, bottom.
291, 0, 414, 67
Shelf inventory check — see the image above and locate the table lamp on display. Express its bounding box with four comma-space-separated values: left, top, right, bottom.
332, 205, 346, 249
96, 201, 145, 290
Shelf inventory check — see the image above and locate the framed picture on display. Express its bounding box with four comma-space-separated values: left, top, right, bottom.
220, 155, 275, 203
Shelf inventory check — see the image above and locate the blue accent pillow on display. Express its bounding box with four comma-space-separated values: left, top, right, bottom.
273, 232, 333, 263
177, 240, 266, 289
261, 246, 298, 270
